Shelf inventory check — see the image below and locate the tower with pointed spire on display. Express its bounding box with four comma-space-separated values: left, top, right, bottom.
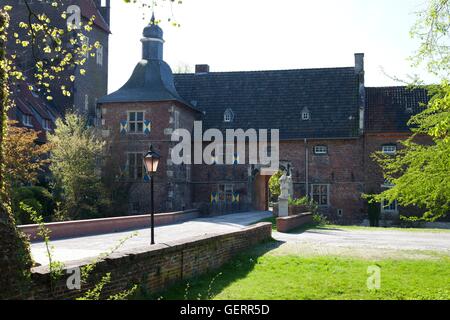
142, 13, 164, 60
98, 12, 199, 214
98, 12, 192, 105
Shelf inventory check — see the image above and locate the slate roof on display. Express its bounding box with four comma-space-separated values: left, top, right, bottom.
8, 81, 61, 143
77, 0, 110, 33
173, 67, 360, 140
365, 86, 430, 133
98, 60, 197, 110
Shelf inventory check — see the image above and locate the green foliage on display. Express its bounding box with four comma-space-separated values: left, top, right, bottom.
372, 1, 450, 221
22, 201, 138, 300
288, 196, 319, 215
20, 202, 64, 281
268, 171, 282, 200
12, 186, 54, 224
312, 213, 329, 226
48, 113, 108, 220
0, 10, 33, 299
399, 215, 426, 229
367, 196, 381, 227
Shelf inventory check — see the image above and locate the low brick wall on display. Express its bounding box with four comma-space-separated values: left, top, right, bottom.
277, 212, 313, 233
24, 222, 272, 300
19, 209, 199, 241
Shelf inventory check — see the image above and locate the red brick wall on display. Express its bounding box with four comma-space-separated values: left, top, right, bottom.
100, 101, 198, 213
277, 213, 313, 233
279, 139, 365, 223
363, 132, 431, 218
21, 223, 272, 300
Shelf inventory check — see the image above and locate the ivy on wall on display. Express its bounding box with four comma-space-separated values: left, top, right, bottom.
0, 10, 32, 300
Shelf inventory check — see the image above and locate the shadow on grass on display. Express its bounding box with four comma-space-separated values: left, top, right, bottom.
135, 239, 283, 300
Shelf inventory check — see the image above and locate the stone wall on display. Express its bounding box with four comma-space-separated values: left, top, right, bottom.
21, 222, 272, 300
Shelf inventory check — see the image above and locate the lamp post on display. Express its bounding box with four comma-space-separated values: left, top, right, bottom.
143, 145, 160, 245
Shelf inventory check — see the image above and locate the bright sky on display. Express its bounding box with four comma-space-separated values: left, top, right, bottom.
108, 0, 436, 93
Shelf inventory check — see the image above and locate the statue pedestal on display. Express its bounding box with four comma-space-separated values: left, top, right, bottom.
278, 197, 289, 217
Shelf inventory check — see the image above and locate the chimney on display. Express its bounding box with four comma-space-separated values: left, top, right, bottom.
354, 53, 365, 134
195, 64, 210, 74
355, 53, 364, 75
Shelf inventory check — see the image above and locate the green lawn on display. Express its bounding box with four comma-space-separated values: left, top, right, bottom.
147, 241, 450, 300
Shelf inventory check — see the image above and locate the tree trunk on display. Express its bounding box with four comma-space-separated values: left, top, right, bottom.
0, 10, 32, 300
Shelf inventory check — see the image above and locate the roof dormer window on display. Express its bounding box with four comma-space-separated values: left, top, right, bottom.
22, 114, 33, 127
224, 108, 234, 123
43, 119, 51, 131
382, 144, 397, 155
301, 108, 310, 121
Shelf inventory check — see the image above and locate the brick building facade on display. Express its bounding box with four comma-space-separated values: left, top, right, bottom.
98, 19, 429, 223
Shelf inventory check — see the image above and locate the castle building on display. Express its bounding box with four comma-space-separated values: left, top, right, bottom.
98, 18, 429, 223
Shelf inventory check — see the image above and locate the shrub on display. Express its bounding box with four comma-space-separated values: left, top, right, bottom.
367, 197, 381, 227
268, 171, 282, 201
288, 196, 319, 215
313, 213, 329, 226
12, 186, 55, 224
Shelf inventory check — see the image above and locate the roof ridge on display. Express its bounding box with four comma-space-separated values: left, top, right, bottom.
366, 85, 428, 89
174, 66, 355, 76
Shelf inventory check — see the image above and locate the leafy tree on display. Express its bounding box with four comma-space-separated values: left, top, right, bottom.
268, 170, 282, 201
48, 112, 107, 220
371, 0, 450, 221
4, 120, 50, 188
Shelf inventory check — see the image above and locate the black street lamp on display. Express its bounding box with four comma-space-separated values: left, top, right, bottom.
143, 145, 160, 245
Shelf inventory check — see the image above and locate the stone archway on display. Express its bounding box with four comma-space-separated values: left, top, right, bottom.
251, 162, 292, 212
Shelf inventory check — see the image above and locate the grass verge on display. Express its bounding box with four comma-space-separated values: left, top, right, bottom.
144, 241, 450, 300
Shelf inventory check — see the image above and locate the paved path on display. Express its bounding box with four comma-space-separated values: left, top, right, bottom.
31, 211, 272, 266
272, 227, 450, 259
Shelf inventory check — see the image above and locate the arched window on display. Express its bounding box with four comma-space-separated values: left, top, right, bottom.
224, 108, 234, 123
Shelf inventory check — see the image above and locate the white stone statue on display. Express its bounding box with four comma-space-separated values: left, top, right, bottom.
287, 174, 294, 198
279, 172, 289, 199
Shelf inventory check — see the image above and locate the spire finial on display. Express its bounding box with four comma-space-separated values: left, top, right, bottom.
150, 11, 156, 25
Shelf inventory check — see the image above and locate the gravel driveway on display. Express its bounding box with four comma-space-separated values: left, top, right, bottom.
272, 227, 450, 259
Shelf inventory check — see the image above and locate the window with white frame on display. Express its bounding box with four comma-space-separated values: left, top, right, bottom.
382, 145, 397, 155
127, 153, 144, 180
42, 119, 51, 131
84, 94, 89, 111
96, 44, 103, 66
22, 114, 33, 127
314, 145, 328, 155
382, 199, 398, 213
311, 184, 329, 206
128, 111, 144, 133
